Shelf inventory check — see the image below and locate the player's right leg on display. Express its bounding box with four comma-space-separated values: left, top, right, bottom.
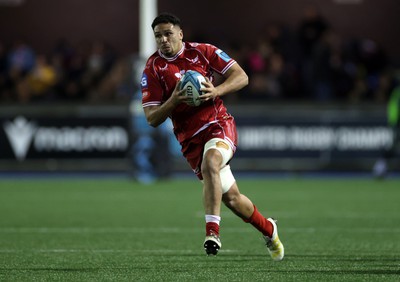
201, 148, 223, 256
201, 138, 235, 255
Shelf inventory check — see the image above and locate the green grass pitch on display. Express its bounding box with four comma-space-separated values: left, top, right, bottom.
0, 177, 399, 281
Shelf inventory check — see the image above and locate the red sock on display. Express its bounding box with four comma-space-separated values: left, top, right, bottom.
206, 222, 220, 236
244, 205, 273, 237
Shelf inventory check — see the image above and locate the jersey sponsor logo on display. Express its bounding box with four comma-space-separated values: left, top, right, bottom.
188, 55, 199, 64
141, 73, 148, 88
175, 72, 183, 79
216, 49, 231, 62
160, 63, 168, 71
142, 91, 149, 98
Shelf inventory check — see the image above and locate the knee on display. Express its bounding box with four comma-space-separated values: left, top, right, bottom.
222, 191, 240, 209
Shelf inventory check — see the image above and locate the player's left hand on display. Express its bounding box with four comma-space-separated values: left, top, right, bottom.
199, 77, 219, 102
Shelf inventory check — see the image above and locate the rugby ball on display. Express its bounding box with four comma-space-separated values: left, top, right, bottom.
179, 70, 206, 106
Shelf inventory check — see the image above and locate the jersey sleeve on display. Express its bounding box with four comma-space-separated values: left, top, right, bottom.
141, 61, 163, 108
203, 44, 236, 75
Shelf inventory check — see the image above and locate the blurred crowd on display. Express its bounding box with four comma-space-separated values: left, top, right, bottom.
223, 5, 399, 103
0, 39, 133, 104
0, 5, 399, 105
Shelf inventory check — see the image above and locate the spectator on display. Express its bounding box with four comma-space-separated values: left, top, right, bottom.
297, 4, 330, 99
298, 4, 329, 59
245, 38, 273, 99
57, 42, 88, 101
373, 84, 400, 178
27, 54, 58, 101
310, 29, 341, 101
90, 57, 131, 102
7, 39, 35, 74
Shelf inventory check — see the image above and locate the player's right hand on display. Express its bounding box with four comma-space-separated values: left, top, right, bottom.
170, 80, 187, 106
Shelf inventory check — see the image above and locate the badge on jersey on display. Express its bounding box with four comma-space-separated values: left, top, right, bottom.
141, 73, 148, 89
215, 49, 231, 62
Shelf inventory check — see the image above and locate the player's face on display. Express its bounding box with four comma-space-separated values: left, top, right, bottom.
153, 23, 183, 57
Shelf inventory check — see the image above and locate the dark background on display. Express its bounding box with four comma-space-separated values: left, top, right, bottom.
1, 0, 399, 60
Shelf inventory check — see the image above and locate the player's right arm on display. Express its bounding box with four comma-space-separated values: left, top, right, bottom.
143, 81, 186, 127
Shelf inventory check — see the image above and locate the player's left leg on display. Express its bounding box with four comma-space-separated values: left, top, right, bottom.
222, 180, 285, 261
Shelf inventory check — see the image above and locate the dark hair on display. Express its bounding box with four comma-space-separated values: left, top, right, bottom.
151, 13, 181, 30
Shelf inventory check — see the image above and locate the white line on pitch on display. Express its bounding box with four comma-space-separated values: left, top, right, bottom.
0, 227, 399, 233
0, 249, 240, 254
195, 211, 400, 219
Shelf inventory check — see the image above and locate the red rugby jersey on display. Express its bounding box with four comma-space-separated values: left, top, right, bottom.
141, 42, 236, 144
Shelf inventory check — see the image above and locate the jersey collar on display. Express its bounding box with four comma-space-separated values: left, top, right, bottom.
158, 42, 185, 61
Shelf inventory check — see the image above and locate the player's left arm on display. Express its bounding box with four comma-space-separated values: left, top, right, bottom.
199, 63, 248, 102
